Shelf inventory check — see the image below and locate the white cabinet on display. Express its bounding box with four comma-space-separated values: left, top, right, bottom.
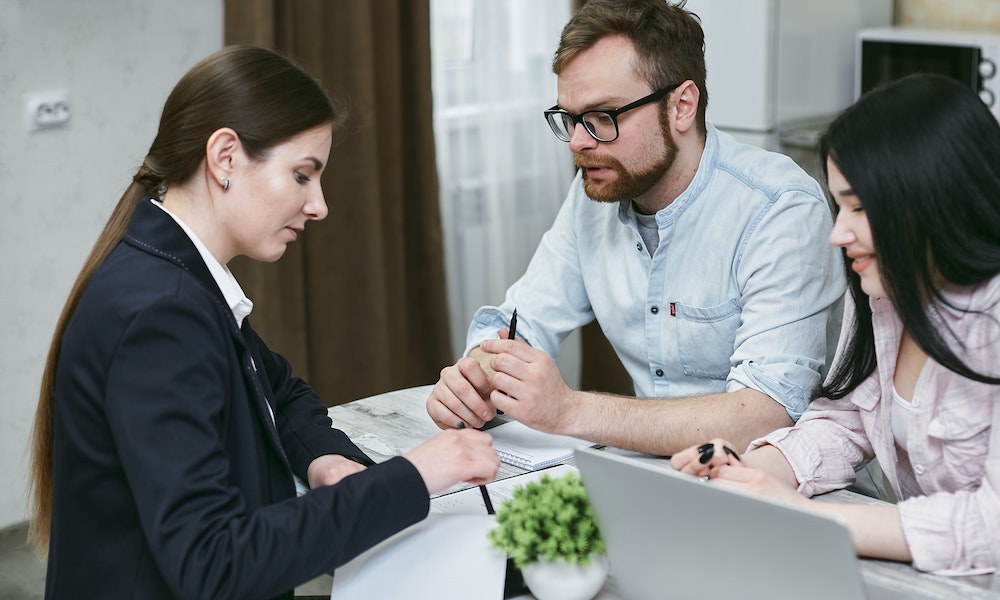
684, 0, 893, 146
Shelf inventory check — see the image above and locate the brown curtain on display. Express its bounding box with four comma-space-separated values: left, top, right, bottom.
580, 322, 632, 396
224, 0, 452, 406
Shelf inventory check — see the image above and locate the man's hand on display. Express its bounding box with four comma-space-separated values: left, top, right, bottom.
426, 352, 497, 429
480, 337, 575, 435
425, 326, 514, 430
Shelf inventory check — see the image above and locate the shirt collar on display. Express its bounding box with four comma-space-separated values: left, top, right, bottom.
150, 199, 254, 327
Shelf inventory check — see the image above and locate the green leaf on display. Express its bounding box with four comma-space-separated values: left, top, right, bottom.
487, 472, 605, 569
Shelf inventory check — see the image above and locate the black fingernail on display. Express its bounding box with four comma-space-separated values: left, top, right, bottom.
697, 443, 714, 454
698, 446, 714, 464
456, 421, 466, 430
723, 446, 741, 461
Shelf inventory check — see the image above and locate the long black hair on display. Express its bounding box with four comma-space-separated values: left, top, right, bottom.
818, 73, 1000, 399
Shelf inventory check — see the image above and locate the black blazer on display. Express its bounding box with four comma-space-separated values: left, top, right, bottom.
46, 199, 429, 599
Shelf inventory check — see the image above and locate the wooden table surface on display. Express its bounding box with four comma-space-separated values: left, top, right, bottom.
329, 385, 1000, 599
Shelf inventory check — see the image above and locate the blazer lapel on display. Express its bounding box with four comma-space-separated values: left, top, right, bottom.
123, 199, 295, 475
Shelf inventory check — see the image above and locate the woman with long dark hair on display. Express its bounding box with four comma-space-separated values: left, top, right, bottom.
672, 73, 1000, 574
30, 45, 498, 599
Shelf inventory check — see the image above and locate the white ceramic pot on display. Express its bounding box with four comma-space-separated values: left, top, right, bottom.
520, 554, 610, 600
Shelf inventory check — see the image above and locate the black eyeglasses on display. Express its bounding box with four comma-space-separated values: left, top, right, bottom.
544, 83, 681, 143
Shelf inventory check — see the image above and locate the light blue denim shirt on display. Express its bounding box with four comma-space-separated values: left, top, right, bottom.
467, 125, 845, 420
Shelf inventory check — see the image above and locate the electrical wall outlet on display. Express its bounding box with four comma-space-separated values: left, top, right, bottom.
25, 89, 71, 131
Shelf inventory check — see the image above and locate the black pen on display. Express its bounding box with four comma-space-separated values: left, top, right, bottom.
494, 309, 517, 419
456, 421, 495, 514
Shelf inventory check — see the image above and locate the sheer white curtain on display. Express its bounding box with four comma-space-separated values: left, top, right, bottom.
430, 0, 579, 385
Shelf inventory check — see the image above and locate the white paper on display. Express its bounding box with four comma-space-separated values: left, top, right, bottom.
330, 513, 507, 600
489, 421, 594, 470
430, 464, 579, 514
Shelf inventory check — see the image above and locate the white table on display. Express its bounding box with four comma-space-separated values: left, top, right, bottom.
329, 385, 1000, 599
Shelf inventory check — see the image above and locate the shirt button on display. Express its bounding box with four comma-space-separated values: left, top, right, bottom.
655, 369, 664, 377
913, 464, 925, 475
650, 306, 659, 314
636, 243, 642, 251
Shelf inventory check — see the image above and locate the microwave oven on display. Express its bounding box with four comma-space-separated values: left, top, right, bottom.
856, 26, 1000, 120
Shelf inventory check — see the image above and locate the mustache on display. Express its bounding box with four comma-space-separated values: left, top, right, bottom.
573, 154, 615, 170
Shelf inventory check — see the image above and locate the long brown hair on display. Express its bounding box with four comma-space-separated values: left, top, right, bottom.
29, 44, 341, 556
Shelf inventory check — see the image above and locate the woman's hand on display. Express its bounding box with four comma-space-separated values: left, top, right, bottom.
708, 462, 810, 508
671, 439, 807, 508
670, 438, 743, 477
404, 427, 500, 494
306, 454, 367, 488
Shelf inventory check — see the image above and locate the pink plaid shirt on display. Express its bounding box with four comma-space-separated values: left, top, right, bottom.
752, 276, 1000, 575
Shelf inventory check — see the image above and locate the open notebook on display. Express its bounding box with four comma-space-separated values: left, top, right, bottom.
488, 420, 593, 470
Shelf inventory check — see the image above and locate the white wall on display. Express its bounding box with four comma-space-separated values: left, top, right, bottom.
0, 0, 222, 529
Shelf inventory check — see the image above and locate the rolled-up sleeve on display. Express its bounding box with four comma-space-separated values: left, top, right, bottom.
899, 485, 998, 575
727, 189, 846, 420
896, 388, 1000, 575
751, 393, 876, 495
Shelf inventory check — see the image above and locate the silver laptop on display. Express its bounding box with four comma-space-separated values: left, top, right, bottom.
575, 446, 923, 600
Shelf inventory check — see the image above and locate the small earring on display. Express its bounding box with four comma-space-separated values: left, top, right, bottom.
221, 178, 230, 191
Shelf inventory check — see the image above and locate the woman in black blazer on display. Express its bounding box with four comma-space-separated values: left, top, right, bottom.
29, 45, 499, 600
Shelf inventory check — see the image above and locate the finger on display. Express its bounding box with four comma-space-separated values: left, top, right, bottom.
708, 470, 741, 488
697, 443, 715, 464
489, 367, 521, 399
480, 338, 532, 360
426, 394, 458, 430
455, 430, 501, 482
491, 387, 518, 415
672, 454, 706, 475
451, 424, 495, 445
698, 439, 740, 466
447, 364, 497, 419
430, 378, 490, 428
709, 464, 752, 483
669, 445, 701, 470
455, 357, 494, 397
427, 383, 473, 427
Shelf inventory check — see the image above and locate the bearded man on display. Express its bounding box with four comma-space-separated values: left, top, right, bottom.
427, 0, 845, 457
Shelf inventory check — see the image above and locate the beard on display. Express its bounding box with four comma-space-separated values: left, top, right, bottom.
574, 114, 678, 204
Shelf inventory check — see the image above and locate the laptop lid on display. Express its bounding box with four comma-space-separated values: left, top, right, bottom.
575, 446, 892, 600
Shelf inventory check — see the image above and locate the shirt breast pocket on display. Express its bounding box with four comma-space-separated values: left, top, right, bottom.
672, 299, 741, 380
927, 401, 992, 486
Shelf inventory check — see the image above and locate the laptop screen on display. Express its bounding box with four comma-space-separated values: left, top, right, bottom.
575, 446, 884, 600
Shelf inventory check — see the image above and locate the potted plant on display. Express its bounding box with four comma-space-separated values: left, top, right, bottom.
488, 471, 609, 600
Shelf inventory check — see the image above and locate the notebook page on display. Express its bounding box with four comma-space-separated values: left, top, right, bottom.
488, 421, 594, 470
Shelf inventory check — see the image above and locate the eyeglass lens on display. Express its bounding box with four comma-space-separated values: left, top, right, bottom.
549, 111, 617, 142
